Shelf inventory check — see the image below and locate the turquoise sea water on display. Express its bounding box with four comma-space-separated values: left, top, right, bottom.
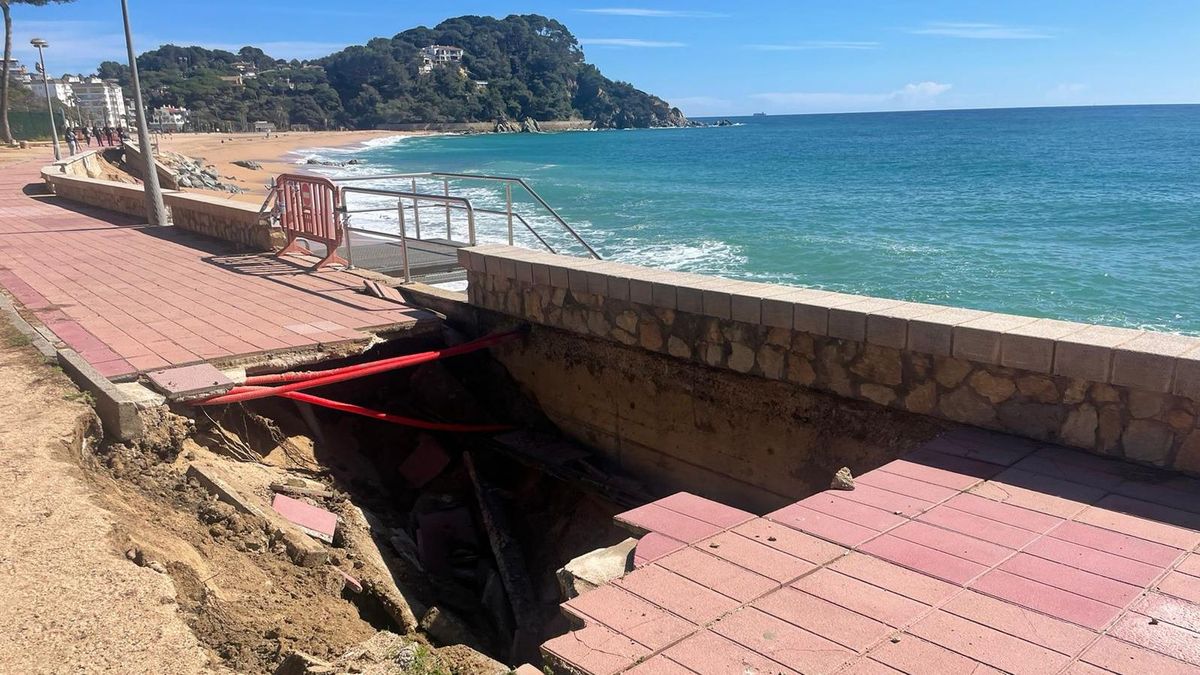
309, 105, 1200, 334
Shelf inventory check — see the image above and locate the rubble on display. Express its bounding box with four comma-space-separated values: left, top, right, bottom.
556, 537, 636, 599
158, 150, 245, 193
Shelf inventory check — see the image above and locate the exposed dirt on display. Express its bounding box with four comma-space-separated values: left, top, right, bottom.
0, 317, 217, 673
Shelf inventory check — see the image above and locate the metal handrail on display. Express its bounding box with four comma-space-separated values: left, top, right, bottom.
341, 202, 558, 254
330, 171, 600, 259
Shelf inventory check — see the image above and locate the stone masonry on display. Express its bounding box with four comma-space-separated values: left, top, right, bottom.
462, 245, 1200, 475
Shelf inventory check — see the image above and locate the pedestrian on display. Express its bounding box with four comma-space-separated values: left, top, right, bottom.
104, 126, 116, 146
64, 128, 78, 156
82, 127, 92, 147
118, 127, 130, 143
92, 125, 104, 147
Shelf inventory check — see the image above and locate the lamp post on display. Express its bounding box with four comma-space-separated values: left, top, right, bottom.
30, 39, 60, 161
120, 0, 167, 226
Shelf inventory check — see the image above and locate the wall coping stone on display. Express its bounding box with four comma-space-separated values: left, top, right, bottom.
462, 245, 1200, 397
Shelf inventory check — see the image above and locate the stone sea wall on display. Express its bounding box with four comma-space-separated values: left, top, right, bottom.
463, 245, 1200, 475
42, 171, 149, 219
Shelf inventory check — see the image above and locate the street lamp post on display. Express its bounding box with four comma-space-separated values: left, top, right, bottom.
30, 39, 60, 161
120, 0, 167, 226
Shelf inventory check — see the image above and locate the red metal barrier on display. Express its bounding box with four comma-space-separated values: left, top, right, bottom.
274, 173, 347, 270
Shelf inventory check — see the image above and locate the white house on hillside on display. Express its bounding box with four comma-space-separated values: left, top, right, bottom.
419, 45, 464, 74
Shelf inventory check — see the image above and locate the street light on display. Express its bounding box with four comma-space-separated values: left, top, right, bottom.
119, 0, 167, 226
30, 38, 60, 161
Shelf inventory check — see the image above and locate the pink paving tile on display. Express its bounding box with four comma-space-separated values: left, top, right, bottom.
732, 518, 848, 566
855, 469, 959, 503
1159, 571, 1200, 605
998, 552, 1143, 608
711, 608, 855, 674
1110, 476, 1200, 516
1135, 593, 1200, 634
916, 504, 1041, 549
767, 503, 880, 548
1179, 555, 1200, 578
271, 494, 337, 543
1127, 615, 1200, 674
835, 483, 934, 518
698, 531, 815, 583
1082, 494, 1200, 549
613, 564, 740, 624
623, 656, 695, 675
753, 587, 891, 652
875, 458, 981, 491
942, 492, 1063, 533
942, 590, 1097, 657
828, 553, 959, 607
663, 630, 800, 675
541, 623, 649, 675
971, 468, 1105, 519
615, 503, 723, 544
860, 533, 988, 586
93, 358, 135, 378
868, 634, 987, 674
970, 569, 1121, 630
1049, 521, 1183, 567
145, 362, 233, 400
908, 610, 1072, 675
125, 354, 169, 371
633, 532, 685, 567
1023, 535, 1165, 587
887, 520, 1013, 567
919, 426, 1040, 467
792, 568, 931, 629
795, 492, 908, 532
836, 658, 904, 675
655, 546, 778, 602
652, 492, 756, 528
1010, 450, 1126, 490
562, 585, 695, 651
1080, 636, 1200, 675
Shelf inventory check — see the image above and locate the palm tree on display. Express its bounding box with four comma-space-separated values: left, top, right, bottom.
2, 0, 76, 145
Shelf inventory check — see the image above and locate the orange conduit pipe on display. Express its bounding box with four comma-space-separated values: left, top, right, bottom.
196, 329, 522, 407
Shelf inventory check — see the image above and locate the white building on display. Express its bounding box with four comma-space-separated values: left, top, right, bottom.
150, 106, 189, 132
29, 76, 127, 127
2, 58, 30, 84
419, 45, 464, 74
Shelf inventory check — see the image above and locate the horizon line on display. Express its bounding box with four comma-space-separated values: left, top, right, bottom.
685, 101, 1200, 118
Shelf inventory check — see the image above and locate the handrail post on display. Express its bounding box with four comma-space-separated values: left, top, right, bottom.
467, 205, 476, 245
505, 182, 514, 246
411, 177, 421, 239
397, 199, 411, 284
341, 206, 354, 269
443, 178, 452, 239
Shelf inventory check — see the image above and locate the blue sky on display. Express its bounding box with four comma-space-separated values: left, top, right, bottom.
13, 1, 1200, 116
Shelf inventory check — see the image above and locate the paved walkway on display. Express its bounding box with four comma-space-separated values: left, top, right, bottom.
544, 427, 1200, 674
0, 162, 433, 379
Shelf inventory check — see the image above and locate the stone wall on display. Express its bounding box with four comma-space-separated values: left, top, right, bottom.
121, 141, 180, 189
51, 150, 105, 179
463, 245, 1200, 476
41, 170, 151, 219
164, 192, 272, 251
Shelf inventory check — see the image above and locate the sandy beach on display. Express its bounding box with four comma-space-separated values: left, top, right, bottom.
154, 129, 423, 203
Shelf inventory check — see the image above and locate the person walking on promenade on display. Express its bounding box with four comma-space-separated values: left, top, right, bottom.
81, 126, 91, 147
104, 126, 116, 146
64, 128, 78, 156
92, 126, 104, 148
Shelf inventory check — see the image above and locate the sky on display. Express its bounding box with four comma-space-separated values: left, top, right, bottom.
13, 0, 1200, 116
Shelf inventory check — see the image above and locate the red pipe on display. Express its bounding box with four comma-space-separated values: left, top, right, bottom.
281, 391, 511, 432
198, 330, 520, 407
243, 329, 521, 386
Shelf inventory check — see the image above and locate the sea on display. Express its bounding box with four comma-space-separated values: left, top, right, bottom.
298, 105, 1200, 335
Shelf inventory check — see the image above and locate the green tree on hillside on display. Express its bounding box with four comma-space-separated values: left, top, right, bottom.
1, 0, 77, 145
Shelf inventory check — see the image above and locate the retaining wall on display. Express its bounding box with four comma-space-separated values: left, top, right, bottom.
42, 171, 150, 219
462, 245, 1200, 485
51, 150, 106, 179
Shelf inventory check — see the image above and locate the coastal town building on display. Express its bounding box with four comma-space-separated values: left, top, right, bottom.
150, 106, 190, 132
2, 58, 30, 84
419, 45, 464, 74
29, 76, 126, 127
231, 61, 258, 78
27, 75, 76, 108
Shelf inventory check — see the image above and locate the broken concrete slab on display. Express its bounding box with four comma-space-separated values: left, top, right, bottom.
187, 463, 328, 567
269, 482, 335, 499
146, 362, 234, 401
273, 651, 333, 675
272, 494, 337, 544
556, 537, 636, 600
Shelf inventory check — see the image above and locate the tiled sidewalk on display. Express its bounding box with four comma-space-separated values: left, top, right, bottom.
0, 163, 434, 379
544, 428, 1200, 674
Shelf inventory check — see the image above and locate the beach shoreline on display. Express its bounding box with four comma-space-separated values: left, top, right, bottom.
155, 129, 426, 203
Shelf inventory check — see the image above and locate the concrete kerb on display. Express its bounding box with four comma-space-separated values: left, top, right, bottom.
56, 349, 156, 442
0, 292, 58, 361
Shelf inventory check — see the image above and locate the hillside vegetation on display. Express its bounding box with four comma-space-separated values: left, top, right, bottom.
95, 14, 688, 131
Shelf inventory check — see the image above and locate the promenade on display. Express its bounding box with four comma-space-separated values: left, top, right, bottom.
0, 161, 433, 379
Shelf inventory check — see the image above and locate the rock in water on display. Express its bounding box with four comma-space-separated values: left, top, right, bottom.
831, 467, 855, 490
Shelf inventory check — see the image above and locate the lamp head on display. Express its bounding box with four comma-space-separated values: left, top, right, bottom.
30, 38, 49, 48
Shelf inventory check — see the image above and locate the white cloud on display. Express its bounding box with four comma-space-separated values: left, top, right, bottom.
577, 8, 729, 18
579, 38, 686, 48
752, 81, 953, 113
746, 41, 881, 51
910, 22, 1054, 39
